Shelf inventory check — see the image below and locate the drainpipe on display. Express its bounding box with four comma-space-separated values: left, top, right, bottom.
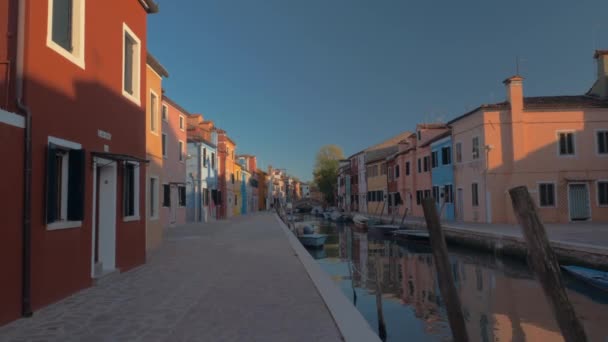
16, 0, 33, 318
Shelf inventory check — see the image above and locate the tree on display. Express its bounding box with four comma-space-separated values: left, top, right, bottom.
313, 145, 344, 204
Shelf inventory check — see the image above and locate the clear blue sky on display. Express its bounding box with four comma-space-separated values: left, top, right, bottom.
149, 0, 608, 182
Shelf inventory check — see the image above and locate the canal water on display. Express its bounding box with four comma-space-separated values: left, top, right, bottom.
299, 216, 608, 342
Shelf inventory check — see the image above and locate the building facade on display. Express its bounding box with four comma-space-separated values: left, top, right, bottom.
186, 114, 218, 223
161, 96, 188, 227
145, 55, 168, 251
430, 134, 455, 221
450, 53, 608, 223
217, 129, 236, 218
0, 0, 158, 325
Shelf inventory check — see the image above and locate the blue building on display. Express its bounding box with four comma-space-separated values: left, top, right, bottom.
186, 120, 219, 223
430, 133, 455, 221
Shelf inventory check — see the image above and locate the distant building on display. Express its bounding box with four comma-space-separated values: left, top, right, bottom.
186, 114, 219, 223
430, 133, 455, 221
161, 96, 188, 228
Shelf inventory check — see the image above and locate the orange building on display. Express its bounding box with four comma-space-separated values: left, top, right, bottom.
0, 0, 158, 324
217, 129, 237, 218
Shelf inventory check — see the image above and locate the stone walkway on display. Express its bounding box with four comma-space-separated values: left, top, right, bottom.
0, 213, 343, 342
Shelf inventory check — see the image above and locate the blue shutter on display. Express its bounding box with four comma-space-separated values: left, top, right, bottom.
67, 149, 85, 221
45, 143, 59, 223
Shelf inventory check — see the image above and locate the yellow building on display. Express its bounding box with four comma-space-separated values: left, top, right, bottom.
145, 54, 169, 251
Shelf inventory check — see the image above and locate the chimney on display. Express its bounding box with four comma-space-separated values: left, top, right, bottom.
588, 50, 608, 99
503, 75, 524, 116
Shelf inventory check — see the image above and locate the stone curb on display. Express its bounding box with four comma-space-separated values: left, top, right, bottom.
273, 214, 382, 342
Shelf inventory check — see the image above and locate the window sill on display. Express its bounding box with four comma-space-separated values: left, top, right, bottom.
123, 216, 140, 222
47, 220, 82, 231
46, 40, 85, 70
151, 130, 159, 136
149, 215, 159, 221
122, 90, 141, 107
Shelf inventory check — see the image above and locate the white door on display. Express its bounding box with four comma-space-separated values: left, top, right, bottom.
569, 184, 590, 221
96, 163, 117, 274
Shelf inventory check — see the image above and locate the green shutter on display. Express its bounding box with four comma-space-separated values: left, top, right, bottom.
67, 149, 85, 221
46, 143, 58, 223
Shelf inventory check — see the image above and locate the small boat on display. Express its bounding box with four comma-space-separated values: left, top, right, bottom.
561, 265, 608, 291
298, 233, 328, 248
330, 211, 346, 222
368, 224, 403, 237
393, 230, 430, 242
353, 214, 369, 227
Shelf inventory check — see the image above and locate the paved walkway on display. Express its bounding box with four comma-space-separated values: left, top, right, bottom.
356, 212, 608, 249
0, 213, 343, 342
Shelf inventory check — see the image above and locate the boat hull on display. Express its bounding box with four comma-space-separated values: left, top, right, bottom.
298, 234, 328, 248
561, 265, 608, 292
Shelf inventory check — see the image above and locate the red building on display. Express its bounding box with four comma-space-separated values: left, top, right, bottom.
0, 0, 157, 325
217, 129, 236, 219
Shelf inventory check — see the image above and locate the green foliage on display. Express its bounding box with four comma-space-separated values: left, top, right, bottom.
313, 145, 344, 204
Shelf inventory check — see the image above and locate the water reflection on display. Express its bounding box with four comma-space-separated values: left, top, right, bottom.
305, 217, 608, 342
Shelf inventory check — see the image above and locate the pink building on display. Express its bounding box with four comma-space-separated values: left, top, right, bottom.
449, 51, 608, 223
395, 135, 416, 216
161, 96, 188, 227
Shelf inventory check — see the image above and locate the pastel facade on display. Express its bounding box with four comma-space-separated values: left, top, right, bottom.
411, 124, 450, 218
0, 0, 157, 325
145, 55, 168, 251
450, 53, 608, 223
430, 134, 455, 221
365, 151, 390, 215
395, 135, 417, 217
160, 96, 187, 227
186, 114, 219, 223
217, 129, 236, 218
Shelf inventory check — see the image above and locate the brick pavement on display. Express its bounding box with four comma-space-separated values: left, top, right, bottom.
0, 213, 342, 342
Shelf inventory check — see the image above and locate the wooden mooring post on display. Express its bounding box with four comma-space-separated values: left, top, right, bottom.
421, 198, 469, 342
374, 254, 387, 341
508, 186, 588, 342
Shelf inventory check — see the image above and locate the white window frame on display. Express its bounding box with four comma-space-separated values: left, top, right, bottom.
150, 89, 159, 134
597, 180, 608, 207
179, 115, 185, 131
149, 176, 159, 220
455, 142, 462, 163
122, 23, 142, 106
472, 136, 480, 160
178, 140, 184, 162
162, 104, 169, 122
161, 133, 167, 158
47, 136, 83, 230
596, 129, 608, 156
46, 0, 86, 69
537, 181, 557, 208
123, 161, 140, 222
556, 130, 576, 157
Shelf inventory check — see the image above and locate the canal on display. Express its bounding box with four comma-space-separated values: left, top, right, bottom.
298, 216, 608, 342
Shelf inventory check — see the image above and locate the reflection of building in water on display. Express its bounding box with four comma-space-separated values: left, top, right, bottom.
397, 246, 608, 342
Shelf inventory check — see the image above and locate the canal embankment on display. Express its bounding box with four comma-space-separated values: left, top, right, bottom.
353, 212, 608, 270
274, 214, 382, 342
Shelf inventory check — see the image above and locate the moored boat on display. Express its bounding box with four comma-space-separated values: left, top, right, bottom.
368, 224, 403, 238
561, 265, 608, 291
393, 230, 430, 242
298, 233, 328, 248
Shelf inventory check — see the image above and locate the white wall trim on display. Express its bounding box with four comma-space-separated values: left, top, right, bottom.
48, 135, 82, 149
0, 109, 25, 128
162, 103, 169, 122
595, 129, 608, 157
536, 181, 558, 208
46, 0, 86, 69
149, 175, 160, 220
567, 182, 591, 222
556, 130, 577, 158
47, 220, 82, 230
149, 89, 159, 135
121, 22, 142, 106
179, 115, 185, 131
